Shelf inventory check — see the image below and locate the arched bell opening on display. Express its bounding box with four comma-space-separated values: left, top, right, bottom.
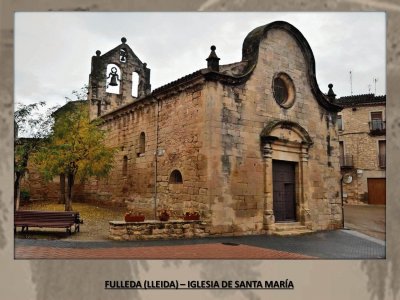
106, 64, 121, 94
132, 72, 139, 98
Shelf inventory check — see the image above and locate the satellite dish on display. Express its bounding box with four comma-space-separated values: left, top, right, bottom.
343, 174, 353, 184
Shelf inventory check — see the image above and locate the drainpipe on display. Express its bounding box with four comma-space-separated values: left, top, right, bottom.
154, 98, 160, 220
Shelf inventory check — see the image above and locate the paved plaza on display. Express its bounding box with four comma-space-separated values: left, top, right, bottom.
15, 229, 385, 259
344, 204, 385, 240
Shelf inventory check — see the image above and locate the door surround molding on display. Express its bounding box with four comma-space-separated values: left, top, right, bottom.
261, 120, 313, 233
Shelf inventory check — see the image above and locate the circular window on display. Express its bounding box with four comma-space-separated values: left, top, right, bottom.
272, 73, 296, 108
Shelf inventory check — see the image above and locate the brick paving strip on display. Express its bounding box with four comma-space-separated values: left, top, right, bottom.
14, 230, 385, 259
15, 243, 314, 259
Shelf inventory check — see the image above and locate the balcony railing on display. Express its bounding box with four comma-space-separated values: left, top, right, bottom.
378, 154, 386, 168
340, 155, 354, 168
369, 120, 386, 135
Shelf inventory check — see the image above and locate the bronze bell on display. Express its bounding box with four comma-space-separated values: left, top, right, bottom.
109, 74, 118, 86
107, 66, 120, 86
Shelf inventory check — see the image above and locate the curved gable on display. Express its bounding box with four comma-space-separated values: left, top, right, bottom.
204, 21, 341, 113
242, 21, 340, 112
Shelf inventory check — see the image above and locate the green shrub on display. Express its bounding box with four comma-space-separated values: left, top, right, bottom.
20, 189, 30, 201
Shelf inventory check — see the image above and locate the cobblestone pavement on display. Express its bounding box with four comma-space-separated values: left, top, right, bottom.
14, 229, 385, 259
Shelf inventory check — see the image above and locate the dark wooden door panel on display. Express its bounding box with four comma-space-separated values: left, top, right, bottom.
273, 190, 285, 220
367, 178, 386, 205
273, 160, 296, 221
284, 183, 296, 220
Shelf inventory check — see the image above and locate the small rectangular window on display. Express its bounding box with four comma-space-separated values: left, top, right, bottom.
371, 111, 383, 121
136, 132, 146, 157
339, 141, 344, 158
337, 115, 343, 131
371, 112, 384, 131
339, 141, 353, 168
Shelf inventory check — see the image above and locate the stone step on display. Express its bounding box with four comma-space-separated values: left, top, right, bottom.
272, 229, 314, 236
274, 222, 308, 232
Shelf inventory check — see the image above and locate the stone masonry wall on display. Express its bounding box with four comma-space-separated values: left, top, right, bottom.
20, 160, 85, 203
204, 28, 342, 234
85, 102, 157, 217
155, 85, 209, 218
338, 105, 386, 203
84, 82, 208, 220
109, 220, 208, 241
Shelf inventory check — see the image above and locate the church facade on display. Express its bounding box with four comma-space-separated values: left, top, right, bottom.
84, 21, 343, 235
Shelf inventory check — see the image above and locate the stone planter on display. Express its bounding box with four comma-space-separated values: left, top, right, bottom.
109, 220, 209, 241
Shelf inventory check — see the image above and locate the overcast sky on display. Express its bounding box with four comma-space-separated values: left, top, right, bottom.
15, 12, 386, 110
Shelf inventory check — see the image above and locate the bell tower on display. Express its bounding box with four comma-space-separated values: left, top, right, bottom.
88, 37, 151, 120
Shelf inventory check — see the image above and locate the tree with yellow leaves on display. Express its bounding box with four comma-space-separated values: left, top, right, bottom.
35, 102, 116, 211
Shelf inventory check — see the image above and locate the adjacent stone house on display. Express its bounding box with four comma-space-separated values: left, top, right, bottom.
334, 93, 386, 205
82, 20, 344, 235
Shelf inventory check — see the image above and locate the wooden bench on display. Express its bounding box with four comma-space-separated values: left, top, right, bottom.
15, 210, 83, 234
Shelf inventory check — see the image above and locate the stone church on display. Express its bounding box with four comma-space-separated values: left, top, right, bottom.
84, 20, 343, 236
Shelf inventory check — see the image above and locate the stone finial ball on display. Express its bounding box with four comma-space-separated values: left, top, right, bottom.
211, 45, 216, 51
96, 50, 101, 56
121, 37, 127, 43
328, 83, 333, 89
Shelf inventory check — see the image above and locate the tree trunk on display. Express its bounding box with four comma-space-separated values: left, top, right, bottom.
59, 173, 66, 204
65, 173, 74, 211
14, 172, 22, 211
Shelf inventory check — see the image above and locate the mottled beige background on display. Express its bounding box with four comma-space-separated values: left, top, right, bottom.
0, 1, 398, 300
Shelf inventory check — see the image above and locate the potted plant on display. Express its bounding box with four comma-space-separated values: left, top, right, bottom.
124, 211, 145, 222
183, 211, 200, 221
158, 209, 170, 221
